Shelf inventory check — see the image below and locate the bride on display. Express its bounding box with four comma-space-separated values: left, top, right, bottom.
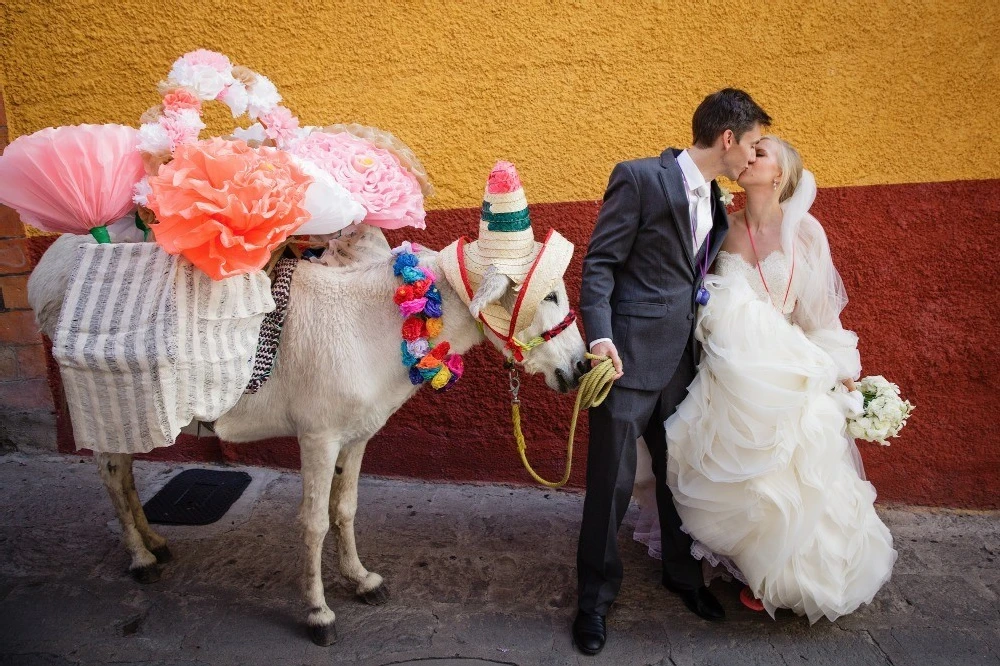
633, 135, 896, 623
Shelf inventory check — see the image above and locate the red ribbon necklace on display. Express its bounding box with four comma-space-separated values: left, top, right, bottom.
744, 214, 794, 310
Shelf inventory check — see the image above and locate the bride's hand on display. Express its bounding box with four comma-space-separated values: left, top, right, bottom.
842, 378, 857, 392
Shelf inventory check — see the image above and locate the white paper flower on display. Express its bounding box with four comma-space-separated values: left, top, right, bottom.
290, 156, 367, 235
169, 62, 234, 101
218, 82, 249, 117
246, 74, 281, 119
137, 122, 171, 154
232, 123, 268, 144
169, 108, 205, 131
132, 177, 152, 207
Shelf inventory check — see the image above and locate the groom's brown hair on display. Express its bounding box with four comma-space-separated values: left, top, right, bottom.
692, 88, 771, 148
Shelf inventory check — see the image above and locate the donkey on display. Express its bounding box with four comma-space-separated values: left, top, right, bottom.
27, 229, 587, 646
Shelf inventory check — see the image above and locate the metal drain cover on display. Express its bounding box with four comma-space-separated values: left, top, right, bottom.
143, 469, 251, 525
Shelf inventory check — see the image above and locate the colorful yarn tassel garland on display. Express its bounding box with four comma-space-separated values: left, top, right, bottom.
392, 242, 463, 391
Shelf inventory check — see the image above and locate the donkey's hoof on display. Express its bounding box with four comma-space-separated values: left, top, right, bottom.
358, 582, 390, 606
130, 563, 160, 584
308, 622, 338, 646
151, 545, 173, 564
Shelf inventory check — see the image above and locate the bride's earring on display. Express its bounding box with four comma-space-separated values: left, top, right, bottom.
773, 179, 779, 191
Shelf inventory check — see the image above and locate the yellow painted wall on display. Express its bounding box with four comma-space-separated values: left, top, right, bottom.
2, 0, 997, 209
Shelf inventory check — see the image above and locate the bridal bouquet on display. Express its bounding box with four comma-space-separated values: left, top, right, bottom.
847, 375, 915, 445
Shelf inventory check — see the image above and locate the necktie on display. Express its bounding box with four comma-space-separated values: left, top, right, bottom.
692, 183, 711, 239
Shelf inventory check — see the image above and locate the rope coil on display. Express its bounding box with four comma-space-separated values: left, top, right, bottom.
510, 352, 616, 488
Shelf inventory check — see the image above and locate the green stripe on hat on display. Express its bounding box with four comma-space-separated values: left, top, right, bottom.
482, 202, 531, 232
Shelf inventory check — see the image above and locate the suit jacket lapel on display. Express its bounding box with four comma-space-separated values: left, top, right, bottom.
658, 149, 696, 269
699, 180, 730, 267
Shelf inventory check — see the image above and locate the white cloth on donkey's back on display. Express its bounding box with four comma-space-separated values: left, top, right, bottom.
53, 240, 274, 454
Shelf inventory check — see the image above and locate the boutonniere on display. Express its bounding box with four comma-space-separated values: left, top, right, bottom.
718, 185, 734, 207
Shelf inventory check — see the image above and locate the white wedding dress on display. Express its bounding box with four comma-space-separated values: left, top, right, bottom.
634, 180, 897, 624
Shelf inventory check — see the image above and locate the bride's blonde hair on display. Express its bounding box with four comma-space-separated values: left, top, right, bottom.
763, 135, 803, 203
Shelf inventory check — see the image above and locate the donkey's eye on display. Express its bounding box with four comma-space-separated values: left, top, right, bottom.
544, 292, 558, 304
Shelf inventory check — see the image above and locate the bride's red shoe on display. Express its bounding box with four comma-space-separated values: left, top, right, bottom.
740, 586, 765, 612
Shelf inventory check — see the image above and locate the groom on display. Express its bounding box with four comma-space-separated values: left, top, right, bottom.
574, 89, 771, 655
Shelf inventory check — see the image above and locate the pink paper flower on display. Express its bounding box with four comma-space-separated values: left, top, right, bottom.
0, 124, 144, 234
487, 160, 522, 194
180, 49, 232, 71
146, 137, 312, 279
445, 355, 464, 377
158, 109, 204, 150
419, 266, 437, 283
399, 298, 428, 317
259, 105, 300, 147
292, 131, 425, 230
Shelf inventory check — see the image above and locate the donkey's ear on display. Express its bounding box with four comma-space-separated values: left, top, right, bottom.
469, 265, 512, 318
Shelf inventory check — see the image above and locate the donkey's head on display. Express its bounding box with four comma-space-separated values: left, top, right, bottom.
469, 264, 586, 392
438, 161, 587, 393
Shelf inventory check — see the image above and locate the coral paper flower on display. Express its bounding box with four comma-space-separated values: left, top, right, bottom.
162, 87, 202, 114
292, 131, 426, 230
146, 137, 312, 280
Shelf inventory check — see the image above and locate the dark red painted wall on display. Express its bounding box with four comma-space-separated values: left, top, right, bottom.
39, 179, 1000, 508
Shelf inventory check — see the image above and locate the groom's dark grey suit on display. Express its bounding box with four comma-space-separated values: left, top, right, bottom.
577, 148, 729, 615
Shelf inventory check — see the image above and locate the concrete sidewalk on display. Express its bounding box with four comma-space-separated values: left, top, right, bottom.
0, 453, 997, 666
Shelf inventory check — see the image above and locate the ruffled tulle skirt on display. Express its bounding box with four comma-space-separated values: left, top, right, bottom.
638, 273, 896, 624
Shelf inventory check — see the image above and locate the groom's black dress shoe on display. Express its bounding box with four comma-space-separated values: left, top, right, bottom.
664, 581, 726, 621
572, 610, 607, 655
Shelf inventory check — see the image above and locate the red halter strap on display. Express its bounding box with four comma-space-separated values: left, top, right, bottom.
541, 309, 578, 341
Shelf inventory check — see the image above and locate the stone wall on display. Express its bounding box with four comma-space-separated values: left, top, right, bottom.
0, 88, 56, 450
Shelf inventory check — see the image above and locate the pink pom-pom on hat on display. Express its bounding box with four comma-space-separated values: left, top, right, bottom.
486, 160, 522, 194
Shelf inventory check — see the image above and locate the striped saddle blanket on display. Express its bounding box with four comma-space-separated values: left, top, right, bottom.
53, 241, 275, 454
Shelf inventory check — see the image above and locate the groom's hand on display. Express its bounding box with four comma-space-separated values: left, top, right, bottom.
591, 340, 624, 380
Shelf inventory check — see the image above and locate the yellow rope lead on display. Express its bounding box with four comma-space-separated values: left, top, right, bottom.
511, 353, 617, 488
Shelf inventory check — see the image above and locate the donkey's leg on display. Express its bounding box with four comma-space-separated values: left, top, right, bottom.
329, 440, 388, 605
298, 433, 342, 646
95, 453, 159, 583
119, 456, 171, 564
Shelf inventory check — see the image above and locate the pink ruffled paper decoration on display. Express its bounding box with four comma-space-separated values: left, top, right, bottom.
146, 137, 312, 280
292, 131, 426, 230
0, 124, 145, 235
487, 160, 522, 194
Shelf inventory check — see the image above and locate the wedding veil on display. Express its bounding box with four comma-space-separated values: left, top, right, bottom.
780, 170, 849, 333
779, 170, 860, 381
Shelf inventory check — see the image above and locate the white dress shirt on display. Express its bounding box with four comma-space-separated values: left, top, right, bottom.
675, 149, 714, 251
589, 151, 715, 351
